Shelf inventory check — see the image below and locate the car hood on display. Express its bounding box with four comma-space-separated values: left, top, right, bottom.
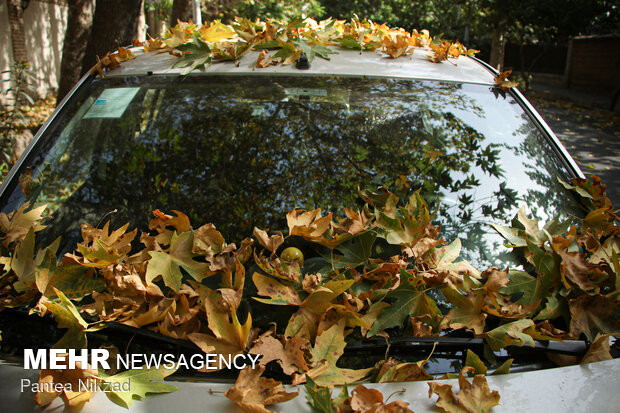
2, 359, 619, 412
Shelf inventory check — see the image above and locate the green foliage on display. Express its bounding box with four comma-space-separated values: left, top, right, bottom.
100, 366, 179, 408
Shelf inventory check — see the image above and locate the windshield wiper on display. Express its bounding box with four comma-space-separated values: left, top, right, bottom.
346, 336, 588, 356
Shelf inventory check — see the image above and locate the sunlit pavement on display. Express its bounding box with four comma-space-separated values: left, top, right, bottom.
525, 94, 620, 205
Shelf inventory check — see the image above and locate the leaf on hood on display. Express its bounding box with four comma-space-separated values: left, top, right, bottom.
285, 280, 355, 340
287, 208, 332, 239
369, 270, 441, 337
253, 227, 284, 254
484, 319, 535, 351
249, 330, 310, 375
188, 293, 252, 362
100, 366, 178, 408
441, 287, 487, 335
376, 357, 433, 382
225, 365, 298, 412
146, 231, 209, 292
35, 249, 104, 300
253, 272, 301, 306
493, 70, 519, 91
40, 288, 89, 349
580, 333, 613, 364
428, 367, 500, 413
34, 353, 101, 410
569, 294, 619, 341
301, 320, 371, 386
552, 235, 603, 293
350, 384, 414, 412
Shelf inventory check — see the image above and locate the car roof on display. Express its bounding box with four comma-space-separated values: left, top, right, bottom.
107, 46, 497, 86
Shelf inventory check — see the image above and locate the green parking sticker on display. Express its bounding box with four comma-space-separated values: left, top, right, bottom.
84, 87, 140, 118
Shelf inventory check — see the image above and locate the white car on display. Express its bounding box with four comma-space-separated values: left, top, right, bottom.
0, 19, 618, 412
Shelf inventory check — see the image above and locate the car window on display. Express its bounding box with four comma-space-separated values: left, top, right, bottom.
1, 74, 580, 271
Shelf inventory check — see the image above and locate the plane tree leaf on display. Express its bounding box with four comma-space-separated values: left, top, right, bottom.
225, 365, 298, 413
370, 270, 441, 337
40, 288, 89, 349
146, 231, 209, 292
428, 367, 500, 413
100, 366, 178, 408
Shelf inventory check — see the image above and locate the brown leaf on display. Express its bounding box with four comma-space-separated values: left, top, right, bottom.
34, 353, 101, 410
194, 223, 226, 255
569, 294, 619, 341
376, 358, 433, 382
428, 367, 500, 413
552, 236, 603, 292
287, 208, 332, 239
225, 365, 298, 412
256, 49, 278, 68
580, 333, 613, 364
493, 70, 519, 91
0, 202, 47, 247
381, 35, 412, 59
350, 385, 414, 413
253, 227, 284, 254
249, 331, 310, 375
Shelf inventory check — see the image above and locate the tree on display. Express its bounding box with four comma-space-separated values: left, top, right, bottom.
57, 0, 95, 102
6, 0, 27, 63
170, 0, 193, 25
81, 0, 144, 75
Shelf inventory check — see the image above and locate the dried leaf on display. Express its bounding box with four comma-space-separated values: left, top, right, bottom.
225, 365, 298, 412
428, 367, 500, 413
494, 70, 519, 91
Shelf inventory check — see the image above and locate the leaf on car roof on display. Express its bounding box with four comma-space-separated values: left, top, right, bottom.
493, 70, 519, 91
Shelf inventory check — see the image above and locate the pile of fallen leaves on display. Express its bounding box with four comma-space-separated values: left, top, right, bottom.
0, 173, 617, 411
88, 16, 521, 92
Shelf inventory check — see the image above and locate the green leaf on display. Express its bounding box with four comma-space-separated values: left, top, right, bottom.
35, 249, 105, 300
12, 227, 35, 285
369, 270, 440, 337
311, 321, 346, 365
172, 34, 213, 75
42, 288, 89, 349
340, 35, 363, 50
534, 293, 567, 321
330, 231, 376, 268
76, 239, 121, 268
485, 319, 535, 351
100, 367, 179, 408
146, 231, 209, 292
500, 270, 537, 304
528, 242, 562, 303
491, 358, 513, 375
490, 224, 527, 247
309, 321, 372, 386
465, 349, 487, 375
305, 376, 335, 413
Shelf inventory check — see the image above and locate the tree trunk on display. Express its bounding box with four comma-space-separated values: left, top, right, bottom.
489, 27, 506, 71
170, 0, 192, 25
57, 0, 95, 102
81, 0, 144, 76
7, 0, 28, 62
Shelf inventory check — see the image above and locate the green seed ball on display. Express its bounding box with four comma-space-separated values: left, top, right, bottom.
281, 247, 304, 266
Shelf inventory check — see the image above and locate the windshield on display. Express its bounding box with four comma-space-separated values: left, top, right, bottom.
0, 74, 587, 377
1, 75, 580, 268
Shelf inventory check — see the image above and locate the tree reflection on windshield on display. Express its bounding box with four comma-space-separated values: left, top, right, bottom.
3, 75, 580, 269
